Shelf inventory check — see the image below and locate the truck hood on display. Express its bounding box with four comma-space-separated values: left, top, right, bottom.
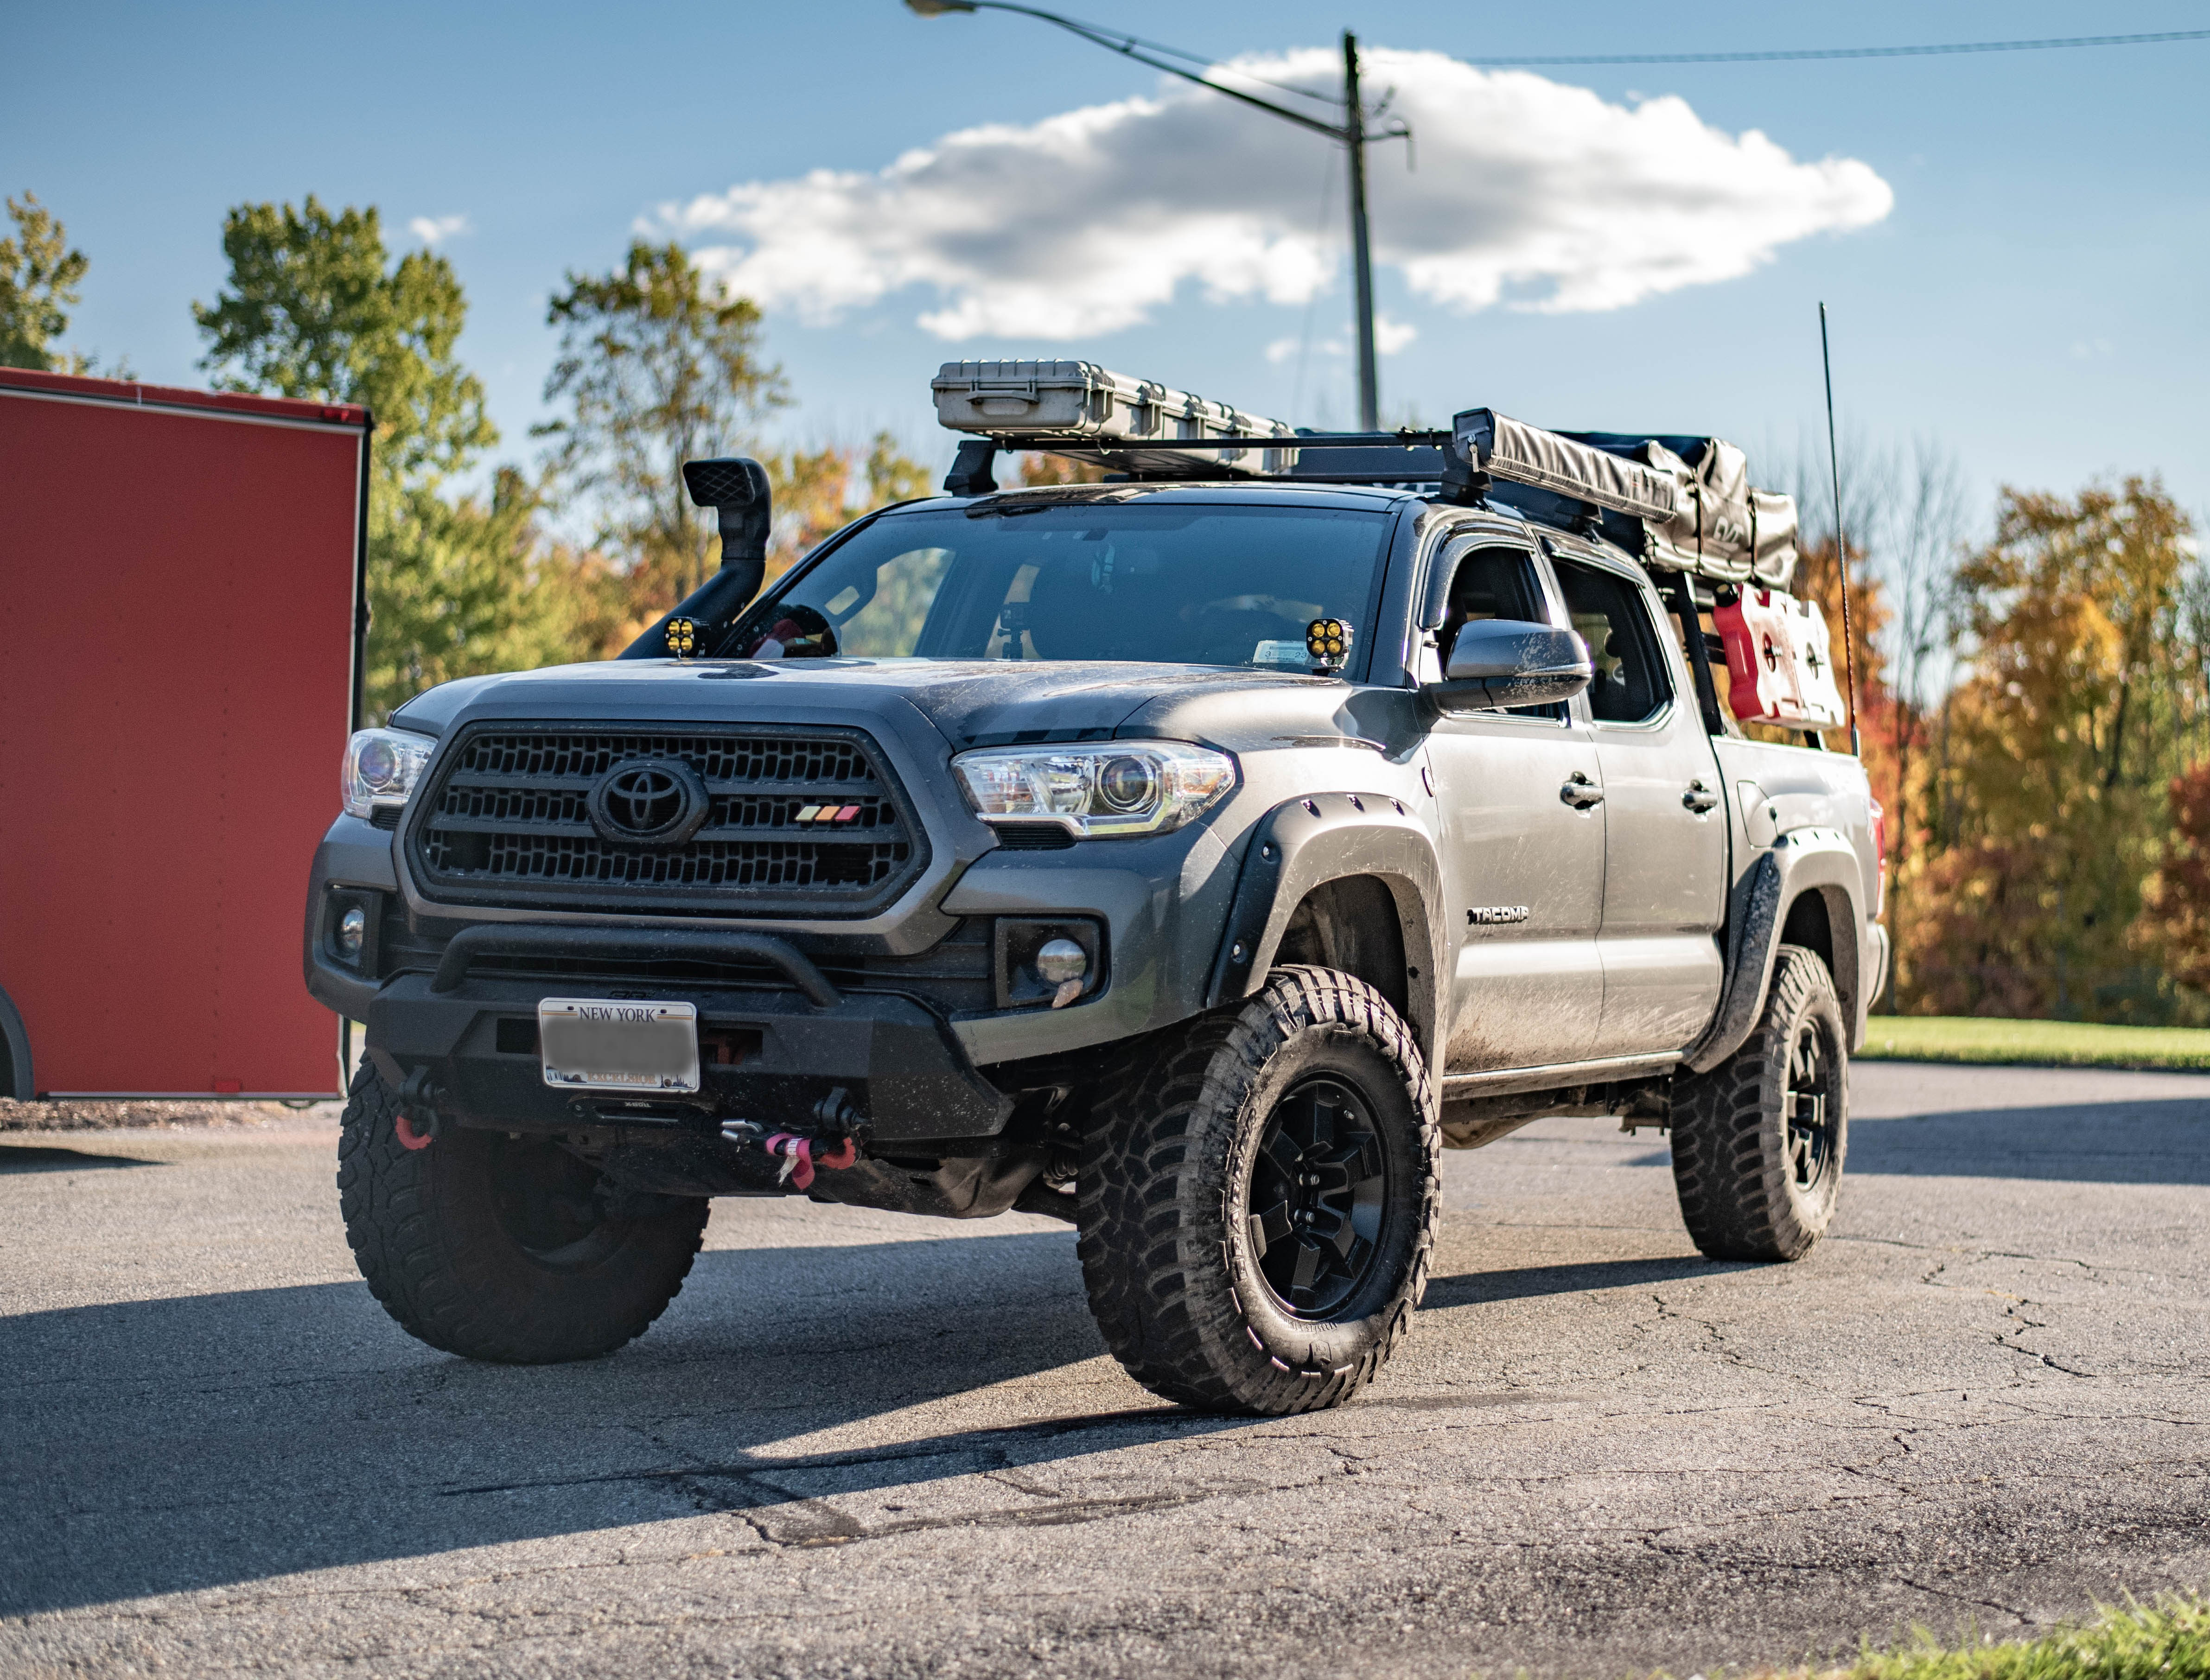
388, 656, 1354, 751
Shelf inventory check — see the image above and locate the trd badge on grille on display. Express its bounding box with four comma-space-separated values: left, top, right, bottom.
587, 757, 712, 847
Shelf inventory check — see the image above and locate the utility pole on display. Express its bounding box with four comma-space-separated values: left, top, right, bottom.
1342, 32, 1378, 430
906, 3, 1406, 429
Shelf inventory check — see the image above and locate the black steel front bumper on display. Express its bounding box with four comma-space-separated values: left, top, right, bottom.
357, 927, 1013, 1145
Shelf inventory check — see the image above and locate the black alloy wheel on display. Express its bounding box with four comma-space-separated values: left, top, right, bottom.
1076, 965, 1440, 1415
1784, 1017, 1842, 1196
337, 1064, 707, 1363
1247, 1076, 1388, 1317
1669, 942, 1850, 1262
486, 1133, 635, 1270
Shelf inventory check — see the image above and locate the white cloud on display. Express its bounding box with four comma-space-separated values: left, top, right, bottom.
408, 213, 471, 247
1374, 312, 1418, 355
661, 47, 1891, 340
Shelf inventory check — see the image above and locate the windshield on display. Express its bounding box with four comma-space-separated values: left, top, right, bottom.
720, 500, 1393, 670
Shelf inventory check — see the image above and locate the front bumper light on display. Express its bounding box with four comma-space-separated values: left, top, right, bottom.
952, 740, 1236, 838
343, 727, 435, 820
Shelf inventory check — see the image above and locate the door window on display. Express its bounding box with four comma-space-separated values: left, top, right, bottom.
1552, 557, 1672, 725
1439, 543, 1562, 720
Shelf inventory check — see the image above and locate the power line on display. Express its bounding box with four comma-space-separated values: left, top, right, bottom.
1470, 27, 2210, 67
990, 6, 1347, 110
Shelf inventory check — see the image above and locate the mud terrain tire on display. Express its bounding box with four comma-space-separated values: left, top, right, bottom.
1670, 942, 1849, 1262
1076, 966, 1440, 1415
337, 1064, 708, 1362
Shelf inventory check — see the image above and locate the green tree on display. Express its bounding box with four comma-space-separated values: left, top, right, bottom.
194, 197, 556, 720
194, 197, 493, 482
0, 191, 90, 372
363, 470, 591, 704
539, 241, 786, 610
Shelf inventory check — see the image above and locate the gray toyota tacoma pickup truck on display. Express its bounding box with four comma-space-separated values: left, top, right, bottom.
305, 369, 1888, 1416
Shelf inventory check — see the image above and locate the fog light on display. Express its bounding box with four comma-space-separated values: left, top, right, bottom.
1035, 937, 1089, 1009
338, 905, 367, 961
993, 919, 1102, 1010
1035, 938, 1088, 986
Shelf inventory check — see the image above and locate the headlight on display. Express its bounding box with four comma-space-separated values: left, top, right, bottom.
343, 728, 435, 819
952, 741, 1236, 838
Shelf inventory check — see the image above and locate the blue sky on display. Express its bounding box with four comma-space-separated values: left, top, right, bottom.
12, 1, 2208, 533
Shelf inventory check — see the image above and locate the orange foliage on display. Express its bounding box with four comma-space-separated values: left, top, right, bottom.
2140, 763, 2210, 993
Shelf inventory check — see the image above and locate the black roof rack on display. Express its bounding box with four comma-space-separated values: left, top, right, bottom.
1019, 429, 1452, 488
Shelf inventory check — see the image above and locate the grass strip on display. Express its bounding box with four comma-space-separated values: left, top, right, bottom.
1858, 1016, 2210, 1071
1744, 1592, 2210, 1680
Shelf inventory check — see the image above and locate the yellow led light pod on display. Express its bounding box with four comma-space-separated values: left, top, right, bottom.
1306, 618, 1352, 663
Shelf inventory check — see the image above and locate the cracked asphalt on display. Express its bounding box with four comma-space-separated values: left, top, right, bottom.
2, 1061, 2206, 1679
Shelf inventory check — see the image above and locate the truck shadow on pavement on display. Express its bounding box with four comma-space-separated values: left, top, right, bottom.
0, 1229, 1265, 1616
1837, 1096, 2210, 1184
1623, 1098, 2210, 1186
0, 1144, 164, 1172
1421, 1254, 1740, 1311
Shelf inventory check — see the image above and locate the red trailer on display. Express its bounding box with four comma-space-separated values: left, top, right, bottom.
0, 366, 370, 1099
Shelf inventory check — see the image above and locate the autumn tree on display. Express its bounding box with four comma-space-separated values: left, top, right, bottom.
749, 430, 941, 585
1901, 477, 2200, 1019
2140, 763, 2210, 997
866, 430, 937, 505
1011, 450, 1108, 488
763, 444, 855, 580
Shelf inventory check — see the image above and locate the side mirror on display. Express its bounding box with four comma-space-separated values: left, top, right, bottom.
1433, 619, 1591, 712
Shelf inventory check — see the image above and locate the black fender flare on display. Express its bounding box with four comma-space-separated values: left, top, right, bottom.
1684, 828, 1870, 1073
1204, 793, 1448, 1064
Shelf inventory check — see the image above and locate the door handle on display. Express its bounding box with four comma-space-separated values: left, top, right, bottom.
1560, 771, 1604, 809
1682, 779, 1720, 814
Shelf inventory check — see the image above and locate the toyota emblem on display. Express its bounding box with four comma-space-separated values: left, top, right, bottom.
587, 757, 710, 847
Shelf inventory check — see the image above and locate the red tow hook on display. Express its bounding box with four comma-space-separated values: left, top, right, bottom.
761, 1132, 857, 1191
763, 1133, 815, 1189
394, 1069, 439, 1150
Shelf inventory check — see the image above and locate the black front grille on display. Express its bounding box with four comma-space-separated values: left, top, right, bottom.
460, 919, 996, 1015
409, 725, 929, 918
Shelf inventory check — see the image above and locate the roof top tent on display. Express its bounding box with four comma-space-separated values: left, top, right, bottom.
0, 366, 370, 1100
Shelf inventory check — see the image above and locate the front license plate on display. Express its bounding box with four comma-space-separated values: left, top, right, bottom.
538, 999, 700, 1094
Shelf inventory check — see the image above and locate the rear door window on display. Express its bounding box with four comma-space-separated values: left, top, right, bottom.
1550, 555, 1672, 725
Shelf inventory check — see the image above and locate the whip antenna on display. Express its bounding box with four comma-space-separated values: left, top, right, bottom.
1819, 301, 1863, 756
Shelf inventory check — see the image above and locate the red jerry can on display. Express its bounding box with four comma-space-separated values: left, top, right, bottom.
1713, 586, 1846, 731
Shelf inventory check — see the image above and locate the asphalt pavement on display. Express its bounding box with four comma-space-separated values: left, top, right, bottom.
2, 1061, 2206, 1679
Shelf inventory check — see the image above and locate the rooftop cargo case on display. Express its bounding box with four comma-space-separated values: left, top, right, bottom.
934, 359, 1299, 478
